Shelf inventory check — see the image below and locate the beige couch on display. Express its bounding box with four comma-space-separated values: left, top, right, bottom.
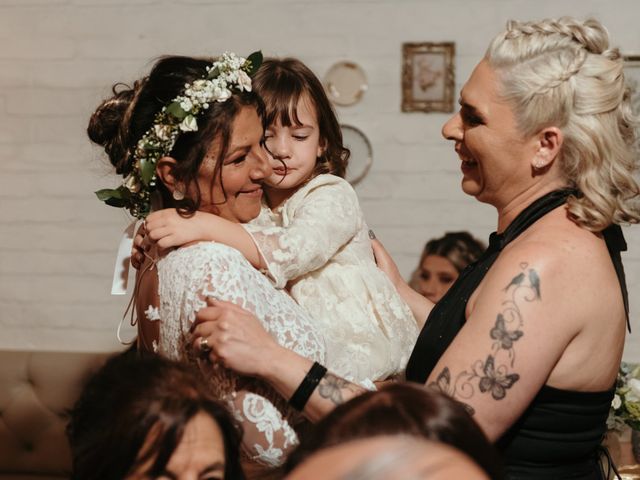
0, 350, 115, 480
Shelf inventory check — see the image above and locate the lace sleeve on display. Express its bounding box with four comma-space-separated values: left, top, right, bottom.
226, 388, 300, 466
243, 179, 361, 288
157, 242, 326, 466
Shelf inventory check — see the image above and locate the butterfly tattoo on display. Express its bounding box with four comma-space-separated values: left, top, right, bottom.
490, 314, 523, 350
478, 355, 520, 400
317, 373, 362, 406
429, 367, 476, 415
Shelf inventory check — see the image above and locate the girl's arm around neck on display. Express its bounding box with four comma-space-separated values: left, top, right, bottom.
145, 208, 266, 269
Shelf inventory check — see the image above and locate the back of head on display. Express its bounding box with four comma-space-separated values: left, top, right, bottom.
486, 17, 640, 231
66, 352, 243, 480
89, 54, 264, 218
285, 435, 490, 480
253, 57, 349, 178
285, 383, 501, 478
424, 231, 486, 272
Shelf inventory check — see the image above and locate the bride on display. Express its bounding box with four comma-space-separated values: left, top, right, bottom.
90, 52, 326, 470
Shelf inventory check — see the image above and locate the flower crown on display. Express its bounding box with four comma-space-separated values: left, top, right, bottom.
95, 51, 263, 219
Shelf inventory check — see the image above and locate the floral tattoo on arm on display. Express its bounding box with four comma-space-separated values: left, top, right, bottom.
428, 263, 541, 414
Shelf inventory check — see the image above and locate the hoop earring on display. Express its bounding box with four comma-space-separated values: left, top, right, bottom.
172, 186, 185, 201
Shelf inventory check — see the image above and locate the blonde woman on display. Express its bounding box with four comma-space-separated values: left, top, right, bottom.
191, 17, 639, 479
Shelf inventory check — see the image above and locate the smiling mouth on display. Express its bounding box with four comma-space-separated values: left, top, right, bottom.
456, 147, 478, 168
272, 167, 288, 175
239, 187, 263, 197
461, 157, 478, 168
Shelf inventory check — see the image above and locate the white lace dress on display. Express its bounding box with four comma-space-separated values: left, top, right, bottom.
244, 174, 419, 383
156, 241, 326, 467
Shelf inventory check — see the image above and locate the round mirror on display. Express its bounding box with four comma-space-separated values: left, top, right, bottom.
324, 61, 368, 106
342, 124, 373, 186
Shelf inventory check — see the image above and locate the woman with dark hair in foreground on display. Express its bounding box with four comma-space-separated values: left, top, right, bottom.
67, 352, 244, 480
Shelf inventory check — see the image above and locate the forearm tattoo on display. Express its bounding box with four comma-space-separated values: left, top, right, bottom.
317, 373, 365, 406
428, 263, 541, 414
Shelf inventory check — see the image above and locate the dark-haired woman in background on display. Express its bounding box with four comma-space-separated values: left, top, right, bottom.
409, 231, 486, 303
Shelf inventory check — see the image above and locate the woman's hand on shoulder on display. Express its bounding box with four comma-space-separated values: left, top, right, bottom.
191, 298, 283, 378
371, 238, 433, 326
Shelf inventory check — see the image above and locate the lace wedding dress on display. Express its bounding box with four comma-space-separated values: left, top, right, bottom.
244, 174, 419, 382
156, 241, 326, 467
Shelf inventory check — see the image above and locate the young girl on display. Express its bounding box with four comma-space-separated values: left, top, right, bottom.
145, 58, 419, 383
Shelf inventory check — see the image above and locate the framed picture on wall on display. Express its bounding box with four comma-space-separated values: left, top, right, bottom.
624, 55, 640, 117
402, 42, 455, 113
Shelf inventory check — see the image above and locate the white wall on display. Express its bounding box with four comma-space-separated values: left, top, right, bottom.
1, 0, 639, 360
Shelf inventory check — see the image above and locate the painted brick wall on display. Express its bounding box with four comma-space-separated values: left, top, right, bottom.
1, 0, 639, 360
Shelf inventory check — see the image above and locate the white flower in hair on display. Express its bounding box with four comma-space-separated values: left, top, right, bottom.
179, 97, 193, 112
153, 124, 172, 141
237, 70, 252, 92
180, 114, 198, 132
214, 87, 232, 102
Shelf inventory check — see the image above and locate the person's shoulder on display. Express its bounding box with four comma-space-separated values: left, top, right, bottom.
292, 174, 358, 203
505, 213, 604, 272
486, 215, 610, 311
306, 173, 352, 191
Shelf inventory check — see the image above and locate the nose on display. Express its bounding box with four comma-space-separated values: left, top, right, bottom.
267, 135, 291, 160
250, 145, 272, 180
423, 278, 442, 303
442, 111, 462, 142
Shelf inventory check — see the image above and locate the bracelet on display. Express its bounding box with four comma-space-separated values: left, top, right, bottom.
289, 361, 328, 411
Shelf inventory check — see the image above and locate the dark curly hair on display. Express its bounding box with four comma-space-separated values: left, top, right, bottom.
88, 55, 265, 215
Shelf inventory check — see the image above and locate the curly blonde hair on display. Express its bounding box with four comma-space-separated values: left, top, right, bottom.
486, 17, 640, 231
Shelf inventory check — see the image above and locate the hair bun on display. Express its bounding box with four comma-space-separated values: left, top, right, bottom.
573, 18, 610, 55
88, 81, 144, 171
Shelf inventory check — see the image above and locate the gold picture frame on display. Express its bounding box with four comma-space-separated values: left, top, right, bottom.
402, 42, 455, 113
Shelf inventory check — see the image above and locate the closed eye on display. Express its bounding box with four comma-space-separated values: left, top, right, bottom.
460, 104, 485, 127
226, 154, 246, 166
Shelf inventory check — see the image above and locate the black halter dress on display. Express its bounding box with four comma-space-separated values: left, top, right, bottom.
405, 190, 629, 479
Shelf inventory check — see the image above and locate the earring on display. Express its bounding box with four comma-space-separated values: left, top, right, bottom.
534, 160, 546, 170
172, 186, 185, 201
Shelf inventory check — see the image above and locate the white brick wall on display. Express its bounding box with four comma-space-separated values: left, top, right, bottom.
1, 0, 639, 361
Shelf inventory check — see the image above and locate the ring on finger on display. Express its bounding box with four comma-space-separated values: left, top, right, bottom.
200, 336, 212, 353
